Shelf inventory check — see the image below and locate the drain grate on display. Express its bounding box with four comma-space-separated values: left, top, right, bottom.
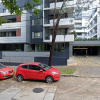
33, 88, 44, 93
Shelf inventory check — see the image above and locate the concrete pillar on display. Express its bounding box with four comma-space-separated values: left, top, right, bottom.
69, 43, 73, 57
97, 47, 100, 55
97, 8, 100, 39
24, 44, 31, 52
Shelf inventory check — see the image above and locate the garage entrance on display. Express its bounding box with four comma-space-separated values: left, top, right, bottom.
73, 46, 98, 56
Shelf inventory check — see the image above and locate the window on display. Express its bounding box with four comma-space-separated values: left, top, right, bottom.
34, 19, 42, 25
3, 9, 6, 13
75, 23, 82, 26
35, 5, 42, 10
52, 29, 65, 35
54, 43, 64, 51
78, 33, 82, 35
34, 32, 42, 38
32, 5, 42, 11
29, 65, 42, 71
21, 65, 28, 69
75, 28, 82, 30
0, 31, 16, 37
0, 63, 5, 69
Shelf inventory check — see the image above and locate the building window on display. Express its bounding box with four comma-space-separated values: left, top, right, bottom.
33, 19, 42, 25
54, 43, 64, 51
32, 5, 42, 11
0, 31, 16, 37
33, 32, 42, 38
3, 9, 6, 13
50, 29, 66, 35
75, 28, 82, 30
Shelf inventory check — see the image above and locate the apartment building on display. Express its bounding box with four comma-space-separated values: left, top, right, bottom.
0, 0, 100, 65
70, 0, 100, 56
0, 1, 31, 51
0, 0, 75, 65
74, 0, 100, 39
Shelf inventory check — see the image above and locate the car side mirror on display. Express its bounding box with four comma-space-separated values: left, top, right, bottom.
40, 69, 43, 72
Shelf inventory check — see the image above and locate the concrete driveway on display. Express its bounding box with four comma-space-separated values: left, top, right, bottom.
71, 56, 100, 77
0, 77, 100, 100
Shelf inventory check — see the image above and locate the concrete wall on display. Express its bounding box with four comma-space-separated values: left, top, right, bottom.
2, 51, 49, 62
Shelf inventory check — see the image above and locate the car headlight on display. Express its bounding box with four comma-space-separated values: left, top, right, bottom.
0, 71, 8, 75
51, 72, 59, 75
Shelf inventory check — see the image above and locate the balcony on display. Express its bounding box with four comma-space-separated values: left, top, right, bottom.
0, 22, 22, 30
44, 35, 74, 42
44, 0, 74, 10
44, 18, 74, 27
0, 37, 26, 43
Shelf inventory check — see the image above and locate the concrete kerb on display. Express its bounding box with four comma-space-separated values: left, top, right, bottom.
61, 74, 100, 78
61, 74, 79, 77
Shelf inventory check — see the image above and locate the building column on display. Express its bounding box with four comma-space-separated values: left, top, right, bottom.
24, 44, 31, 52
69, 43, 73, 57
97, 8, 100, 39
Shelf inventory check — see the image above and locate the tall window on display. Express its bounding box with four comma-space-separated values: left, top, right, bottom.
33, 19, 42, 25
32, 32, 42, 38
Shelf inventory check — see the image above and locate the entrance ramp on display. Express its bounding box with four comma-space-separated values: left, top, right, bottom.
67, 56, 78, 66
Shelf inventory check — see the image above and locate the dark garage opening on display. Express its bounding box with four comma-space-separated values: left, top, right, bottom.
73, 46, 98, 56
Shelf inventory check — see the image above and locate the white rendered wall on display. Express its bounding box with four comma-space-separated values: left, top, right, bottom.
0, 11, 30, 43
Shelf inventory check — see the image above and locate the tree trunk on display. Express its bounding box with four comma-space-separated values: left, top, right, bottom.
48, 0, 66, 66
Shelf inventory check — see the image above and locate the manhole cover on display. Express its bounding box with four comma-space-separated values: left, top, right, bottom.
33, 88, 44, 93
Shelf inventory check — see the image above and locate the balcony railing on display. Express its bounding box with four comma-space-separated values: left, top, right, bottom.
44, 18, 74, 26
44, 34, 74, 42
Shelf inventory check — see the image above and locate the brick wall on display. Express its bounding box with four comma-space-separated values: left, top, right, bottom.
16, 29, 21, 36
17, 15, 21, 22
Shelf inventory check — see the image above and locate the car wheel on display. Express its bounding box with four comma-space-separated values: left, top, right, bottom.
46, 76, 53, 83
17, 75, 23, 82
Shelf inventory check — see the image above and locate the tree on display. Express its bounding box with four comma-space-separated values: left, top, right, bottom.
48, 0, 95, 66
48, 0, 68, 66
69, 31, 77, 39
0, 0, 41, 25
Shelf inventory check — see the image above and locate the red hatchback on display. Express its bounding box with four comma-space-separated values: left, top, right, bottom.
0, 63, 15, 79
16, 63, 61, 83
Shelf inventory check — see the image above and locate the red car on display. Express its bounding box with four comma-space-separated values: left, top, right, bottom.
0, 63, 15, 79
16, 63, 61, 83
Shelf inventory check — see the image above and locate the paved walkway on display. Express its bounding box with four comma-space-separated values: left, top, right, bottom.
1, 77, 100, 100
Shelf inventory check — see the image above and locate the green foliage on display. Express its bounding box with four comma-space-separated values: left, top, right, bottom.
59, 69, 76, 75
0, 17, 8, 25
15, 49, 21, 51
1, 0, 41, 15
28, 49, 34, 52
75, 37, 98, 41
2, 0, 22, 15
0, 0, 41, 25
69, 31, 77, 38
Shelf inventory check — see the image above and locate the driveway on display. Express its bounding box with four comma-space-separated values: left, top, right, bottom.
0, 77, 100, 100
72, 56, 100, 77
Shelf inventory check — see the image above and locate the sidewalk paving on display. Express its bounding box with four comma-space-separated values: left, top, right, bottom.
0, 84, 57, 100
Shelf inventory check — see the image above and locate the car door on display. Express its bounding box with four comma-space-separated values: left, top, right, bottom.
21, 65, 30, 79
28, 65, 45, 80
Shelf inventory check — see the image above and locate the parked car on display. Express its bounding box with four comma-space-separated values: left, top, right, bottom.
16, 63, 61, 83
0, 63, 15, 79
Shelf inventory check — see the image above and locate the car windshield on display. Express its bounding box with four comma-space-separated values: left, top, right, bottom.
39, 63, 51, 70
0, 63, 5, 69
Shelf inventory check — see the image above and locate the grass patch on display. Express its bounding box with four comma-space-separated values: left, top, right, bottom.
59, 69, 76, 75
14, 68, 17, 73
